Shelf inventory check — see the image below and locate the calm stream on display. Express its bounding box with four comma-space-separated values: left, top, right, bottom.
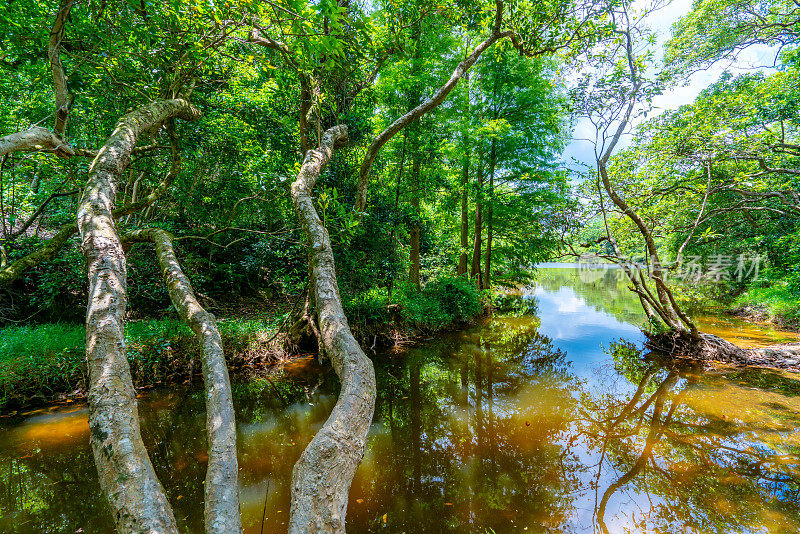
2, 266, 800, 533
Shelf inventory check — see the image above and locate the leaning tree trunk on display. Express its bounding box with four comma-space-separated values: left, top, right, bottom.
125, 229, 242, 534
289, 125, 377, 533
77, 99, 199, 533
353, 16, 512, 212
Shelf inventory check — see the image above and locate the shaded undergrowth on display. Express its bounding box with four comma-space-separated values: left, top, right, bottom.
0, 318, 285, 412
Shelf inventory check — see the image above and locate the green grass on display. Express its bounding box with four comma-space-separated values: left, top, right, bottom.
733, 279, 800, 327
0, 318, 280, 411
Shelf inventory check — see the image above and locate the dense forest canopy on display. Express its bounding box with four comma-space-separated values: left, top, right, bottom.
2, 0, 800, 531
0, 0, 584, 322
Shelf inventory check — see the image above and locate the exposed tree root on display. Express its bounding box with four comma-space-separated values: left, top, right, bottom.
645, 330, 800, 372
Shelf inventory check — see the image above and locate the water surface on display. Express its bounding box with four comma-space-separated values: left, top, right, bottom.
2, 267, 799, 533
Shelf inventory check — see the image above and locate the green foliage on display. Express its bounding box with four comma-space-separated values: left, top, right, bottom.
492, 292, 539, 316
344, 287, 391, 324
0, 0, 579, 328
666, 0, 800, 72
0, 318, 279, 410
734, 271, 800, 327
393, 275, 481, 329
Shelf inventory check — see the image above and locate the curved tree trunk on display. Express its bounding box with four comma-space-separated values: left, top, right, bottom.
289, 125, 377, 533
125, 228, 242, 534
77, 99, 199, 533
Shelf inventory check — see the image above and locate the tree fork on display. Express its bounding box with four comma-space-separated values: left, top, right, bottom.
50, 0, 75, 137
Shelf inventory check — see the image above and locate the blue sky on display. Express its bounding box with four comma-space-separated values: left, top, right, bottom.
561, 0, 780, 169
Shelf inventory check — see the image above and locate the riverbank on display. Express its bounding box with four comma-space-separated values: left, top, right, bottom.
4, 267, 800, 534
674, 276, 800, 331
0, 318, 288, 413
729, 282, 800, 331
0, 277, 489, 413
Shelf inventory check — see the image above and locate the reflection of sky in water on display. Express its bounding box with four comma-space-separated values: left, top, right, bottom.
1, 268, 799, 534
528, 284, 645, 377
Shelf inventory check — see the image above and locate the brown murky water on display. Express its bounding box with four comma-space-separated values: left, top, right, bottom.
1, 267, 799, 533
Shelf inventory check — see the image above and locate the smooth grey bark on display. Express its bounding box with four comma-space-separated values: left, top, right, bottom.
125, 228, 242, 534
0, 127, 74, 158
77, 99, 199, 534
289, 125, 377, 534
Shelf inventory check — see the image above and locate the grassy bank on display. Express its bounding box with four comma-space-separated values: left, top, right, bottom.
671, 273, 800, 331
732, 280, 800, 330
0, 276, 489, 412
343, 276, 486, 343
0, 318, 285, 412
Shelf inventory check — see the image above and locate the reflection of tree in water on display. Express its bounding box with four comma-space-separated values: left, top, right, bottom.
3, 322, 800, 533
0, 370, 325, 534
353, 317, 585, 533
0, 423, 110, 533
535, 268, 646, 327
587, 342, 800, 534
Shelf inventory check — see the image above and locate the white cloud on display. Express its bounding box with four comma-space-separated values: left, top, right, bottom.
560, 0, 779, 171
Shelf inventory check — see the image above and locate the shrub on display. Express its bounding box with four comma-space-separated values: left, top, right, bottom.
492, 292, 538, 316
344, 287, 390, 324
393, 275, 481, 330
